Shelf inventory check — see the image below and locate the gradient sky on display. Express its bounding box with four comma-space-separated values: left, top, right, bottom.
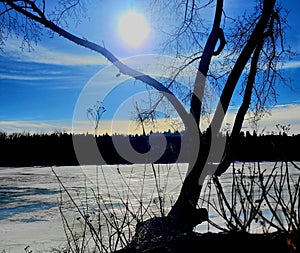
1, 0, 300, 135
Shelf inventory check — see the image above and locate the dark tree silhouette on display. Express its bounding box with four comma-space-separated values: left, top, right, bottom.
0, 0, 293, 241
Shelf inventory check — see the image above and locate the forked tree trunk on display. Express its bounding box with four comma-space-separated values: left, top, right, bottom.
167, 0, 276, 232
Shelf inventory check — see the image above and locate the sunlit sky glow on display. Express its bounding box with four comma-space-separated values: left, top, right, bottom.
118, 11, 150, 48
0, 0, 300, 135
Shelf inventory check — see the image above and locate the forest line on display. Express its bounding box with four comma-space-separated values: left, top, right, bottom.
0, 130, 299, 167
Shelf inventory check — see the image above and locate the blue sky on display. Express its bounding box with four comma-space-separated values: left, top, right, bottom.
1, 0, 300, 134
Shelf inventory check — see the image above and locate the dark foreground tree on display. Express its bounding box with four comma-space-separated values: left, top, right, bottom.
0, 0, 294, 251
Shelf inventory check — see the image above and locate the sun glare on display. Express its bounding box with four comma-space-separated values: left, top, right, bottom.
118, 11, 150, 48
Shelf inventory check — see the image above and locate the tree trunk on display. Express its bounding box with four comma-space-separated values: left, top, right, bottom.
167, 0, 276, 232
215, 40, 264, 176
167, 143, 209, 231
167, 0, 224, 231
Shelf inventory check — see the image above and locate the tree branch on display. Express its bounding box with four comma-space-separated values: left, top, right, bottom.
212, 28, 226, 56
209, 0, 276, 136
190, 0, 224, 127
215, 39, 264, 176
4, 0, 192, 130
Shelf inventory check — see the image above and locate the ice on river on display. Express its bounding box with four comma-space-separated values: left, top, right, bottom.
0, 164, 188, 252
0, 162, 299, 252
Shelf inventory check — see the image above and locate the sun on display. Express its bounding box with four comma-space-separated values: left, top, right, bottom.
118, 11, 150, 48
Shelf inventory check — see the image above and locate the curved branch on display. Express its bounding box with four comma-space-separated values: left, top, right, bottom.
190, 0, 224, 126
215, 39, 264, 176
209, 0, 276, 136
213, 28, 226, 56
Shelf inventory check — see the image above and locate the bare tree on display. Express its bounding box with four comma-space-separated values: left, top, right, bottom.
0, 0, 292, 236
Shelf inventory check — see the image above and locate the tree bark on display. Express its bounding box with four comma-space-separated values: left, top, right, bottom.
216, 38, 264, 176
167, 0, 224, 230
210, 0, 276, 134
190, 0, 224, 126
168, 0, 276, 232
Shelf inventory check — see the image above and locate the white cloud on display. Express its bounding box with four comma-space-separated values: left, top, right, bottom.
24, 49, 108, 66
72, 118, 184, 135
1, 104, 300, 135
282, 60, 300, 69
239, 104, 300, 134
201, 104, 300, 134
0, 117, 182, 135
0, 120, 71, 133
0, 73, 66, 81
4, 39, 109, 66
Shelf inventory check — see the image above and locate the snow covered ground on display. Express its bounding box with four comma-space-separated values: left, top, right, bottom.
0, 164, 188, 252
1, 162, 298, 252
0, 166, 73, 252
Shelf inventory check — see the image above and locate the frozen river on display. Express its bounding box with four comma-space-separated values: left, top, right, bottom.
0, 162, 299, 252
0, 166, 83, 252
0, 164, 188, 252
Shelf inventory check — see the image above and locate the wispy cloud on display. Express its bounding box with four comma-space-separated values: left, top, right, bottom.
73, 117, 184, 135
0, 120, 72, 133
242, 104, 300, 134
0, 117, 182, 135
201, 104, 300, 134
22, 49, 108, 66
282, 60, 300, 69
1, 103, 300, 135
4, 39, 109, 66
0, 73, 69, 81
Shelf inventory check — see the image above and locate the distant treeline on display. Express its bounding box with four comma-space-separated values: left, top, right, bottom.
0, 130, 300, 167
